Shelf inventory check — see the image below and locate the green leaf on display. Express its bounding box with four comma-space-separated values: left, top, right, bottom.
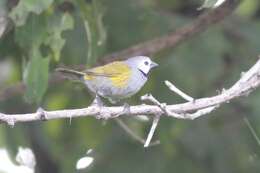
17, 11, 74, 104
44, 13, 74, 61
76, 0, 106, 66
9, 0, 53, 26
15, 12, 74, 61
23, 49, 50, 104
15, 14, 47, 49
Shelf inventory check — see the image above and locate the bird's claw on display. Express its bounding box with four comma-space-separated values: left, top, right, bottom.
112, 103, 131, 118
37, 107, 47, 121
122, 103, 131, 115
91, 95, 104, 107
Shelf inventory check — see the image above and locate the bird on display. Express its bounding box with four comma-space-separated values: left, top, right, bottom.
56, 56, 158, 105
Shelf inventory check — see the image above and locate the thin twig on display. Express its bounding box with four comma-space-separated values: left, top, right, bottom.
243, 117, 260, 146
144, 115, 160, 148
165, 80, 194, 101
115, 118, 145, 144
115, 118, 160, 146
164, 80, 218, 119
141, 94, 180, 117
179, 106, 218, 120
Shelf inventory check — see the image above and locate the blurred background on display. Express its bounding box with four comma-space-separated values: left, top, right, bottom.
0, 0, 260, 172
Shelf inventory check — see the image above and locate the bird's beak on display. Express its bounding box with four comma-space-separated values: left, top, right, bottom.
150, 61, 158, 68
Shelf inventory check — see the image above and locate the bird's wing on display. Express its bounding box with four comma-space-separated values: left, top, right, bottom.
84, 61, 129, 77
84, 61, 132, 88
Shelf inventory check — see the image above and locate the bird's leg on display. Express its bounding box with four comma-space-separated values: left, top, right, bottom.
112, 103, 131, 118
91, 94, 104, 107
91, 95, 112, 119
122, 103, 131, 115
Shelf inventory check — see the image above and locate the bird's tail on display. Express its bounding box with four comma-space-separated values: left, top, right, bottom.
56, 68, 85, 80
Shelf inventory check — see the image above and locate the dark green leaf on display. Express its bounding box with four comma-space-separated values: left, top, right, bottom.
76, 0, 106, 66
9, 0, 54, 26
23, 49, 50, 104
44, 13, 74, 61
15, 12, 74, 61
15, 14, 47, 49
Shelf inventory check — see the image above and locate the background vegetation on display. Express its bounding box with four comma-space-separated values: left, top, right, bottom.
0, 0, 260, 172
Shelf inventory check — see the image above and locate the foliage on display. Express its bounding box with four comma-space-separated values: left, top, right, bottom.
0, 0, 260, 173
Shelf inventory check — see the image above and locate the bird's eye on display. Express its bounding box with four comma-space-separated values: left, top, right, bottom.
144, 61, 149, 65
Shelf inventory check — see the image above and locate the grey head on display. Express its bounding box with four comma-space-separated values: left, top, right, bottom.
124, 56, 158, 77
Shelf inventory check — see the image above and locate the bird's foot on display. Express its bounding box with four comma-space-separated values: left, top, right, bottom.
112, 103, 131, 118
91, 95, 112, 119
122, 103, 131, 115
98, 107, 112, 120
91, 95, 104, 107
37, 107, 47, 121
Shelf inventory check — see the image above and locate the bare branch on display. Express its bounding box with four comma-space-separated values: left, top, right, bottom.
144, 116, 160, 148
243, 117, 260, 146
0, 73, 64, 102
115, 118, 160, 146
0, 58, 259, 126
141, 94, 169, 114
164, 80, 219, 119
115, 118, 146, 144
165, 81, 194, 101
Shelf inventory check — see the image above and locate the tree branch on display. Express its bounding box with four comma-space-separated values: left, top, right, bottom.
0, 0, 240, 102
101, 0, 240, 63
0, 58, 259, 126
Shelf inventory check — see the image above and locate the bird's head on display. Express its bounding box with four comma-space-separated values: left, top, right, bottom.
126, 56, 158, 77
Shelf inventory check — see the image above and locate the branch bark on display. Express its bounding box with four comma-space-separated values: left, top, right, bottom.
0, 0, 240, 102
0, 58, 259, 126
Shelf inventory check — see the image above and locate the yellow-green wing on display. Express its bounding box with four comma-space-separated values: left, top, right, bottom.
84, 61, 131, 88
